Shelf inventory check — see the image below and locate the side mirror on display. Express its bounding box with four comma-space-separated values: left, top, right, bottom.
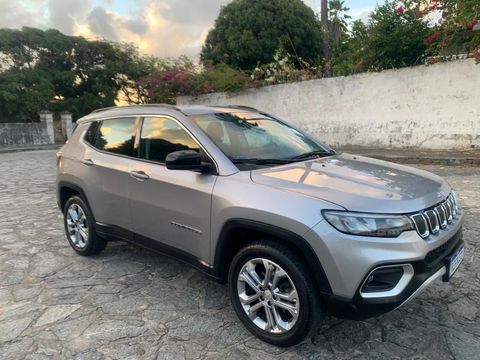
165, 150, 214, 173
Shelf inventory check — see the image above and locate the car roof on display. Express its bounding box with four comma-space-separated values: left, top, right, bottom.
76, 104, 261, 123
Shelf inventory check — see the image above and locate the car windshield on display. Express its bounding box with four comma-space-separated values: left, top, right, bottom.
188, 112, 331, 166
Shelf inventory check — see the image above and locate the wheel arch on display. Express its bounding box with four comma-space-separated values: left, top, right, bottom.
213, 219, 333, 296
57, 181, 93, 215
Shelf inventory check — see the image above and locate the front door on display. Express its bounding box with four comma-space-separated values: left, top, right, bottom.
128, 116, 217, 265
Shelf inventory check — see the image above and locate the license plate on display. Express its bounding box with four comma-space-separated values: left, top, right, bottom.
447, 244, 464, 280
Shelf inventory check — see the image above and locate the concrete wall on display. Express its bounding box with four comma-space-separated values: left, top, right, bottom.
179, 59, 480, 150
0, 122, 54, 147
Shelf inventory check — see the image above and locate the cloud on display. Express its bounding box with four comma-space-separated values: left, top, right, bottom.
87, 6, 118, 40
0, 0, 229, 59
48, 0, 91, 34
0, 1, 46, 29
158, 0, 230, 26
125, 18, 149, 34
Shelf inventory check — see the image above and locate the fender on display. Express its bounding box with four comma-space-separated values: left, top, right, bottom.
57, 180, 92, 212
213, 218, 333, 295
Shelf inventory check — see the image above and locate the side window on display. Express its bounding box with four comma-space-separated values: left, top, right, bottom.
139, 117, 199, 163
94, 117, 136, 156
84, 121, 100, 145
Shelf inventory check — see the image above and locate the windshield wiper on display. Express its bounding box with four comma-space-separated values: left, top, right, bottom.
232, 158, 293, 165
289, 150, 334, 160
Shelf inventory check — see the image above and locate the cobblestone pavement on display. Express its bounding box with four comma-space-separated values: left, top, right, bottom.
0, 150, 479, 360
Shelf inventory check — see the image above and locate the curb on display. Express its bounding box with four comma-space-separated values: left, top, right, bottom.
0, 145, 61, 154
364, 155, 480, 166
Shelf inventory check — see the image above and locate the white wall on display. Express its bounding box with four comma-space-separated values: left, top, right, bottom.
178, 59, 480, 150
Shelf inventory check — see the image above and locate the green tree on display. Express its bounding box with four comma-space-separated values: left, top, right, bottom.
365, 1, 430, 70
0, 27, 149, 122
321, 0, 351, 76
200, 0, 323, 70
333, 1, 430, 74
332, 20, 370, 75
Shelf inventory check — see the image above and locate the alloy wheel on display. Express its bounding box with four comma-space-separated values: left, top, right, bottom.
66, 203, 89, 249
237, 258, 300, 333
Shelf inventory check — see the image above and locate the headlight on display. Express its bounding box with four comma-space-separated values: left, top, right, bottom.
322, 211, 414, 237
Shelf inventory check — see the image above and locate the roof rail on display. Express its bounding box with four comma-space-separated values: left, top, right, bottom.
214, 105, 259, 112
91, 104, 184, 114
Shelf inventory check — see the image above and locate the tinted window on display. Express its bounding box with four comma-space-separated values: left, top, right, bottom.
94, 117, 136, 156
139, 117, 199, 163
84, 121, 100, 145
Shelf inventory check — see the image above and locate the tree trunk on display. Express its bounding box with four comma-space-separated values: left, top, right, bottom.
321, 0, 332, 76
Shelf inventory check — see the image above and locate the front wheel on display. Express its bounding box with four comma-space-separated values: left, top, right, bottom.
228, 240, 324, 346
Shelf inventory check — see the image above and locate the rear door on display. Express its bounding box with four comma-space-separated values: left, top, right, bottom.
128, 116, 217, 265
79, 117, 138, 237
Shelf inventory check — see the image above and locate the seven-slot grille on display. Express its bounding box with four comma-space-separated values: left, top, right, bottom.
410, 193, 461, 239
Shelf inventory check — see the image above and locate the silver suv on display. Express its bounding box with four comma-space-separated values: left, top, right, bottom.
57, 104, 464, 346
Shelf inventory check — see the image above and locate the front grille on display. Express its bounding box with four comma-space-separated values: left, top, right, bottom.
410, 193, 461, 239
425, 235, 456, 264
424, 229, 462, 266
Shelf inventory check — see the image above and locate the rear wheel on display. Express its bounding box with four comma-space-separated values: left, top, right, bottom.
63, 196, 106, 256
228, 239, 324, 346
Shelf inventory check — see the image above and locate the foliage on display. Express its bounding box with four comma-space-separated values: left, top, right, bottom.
136, 58, 251, 104
332, 21, 370, 75
0, 69, 55, 122
200, 0, 322, 70
406, 0, 480, 62
251, 49, 322, 85
0, 27, 149, 122
333, 1, 430, 74
321, 0, 351, 75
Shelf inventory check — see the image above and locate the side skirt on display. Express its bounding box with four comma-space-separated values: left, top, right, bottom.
95, 222, 221, 282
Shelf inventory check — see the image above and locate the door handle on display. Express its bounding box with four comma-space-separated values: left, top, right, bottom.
130, 170, 150, 181
81, 159, 94, 166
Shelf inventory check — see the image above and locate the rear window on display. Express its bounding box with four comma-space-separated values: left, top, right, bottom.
93, 117, 136, 156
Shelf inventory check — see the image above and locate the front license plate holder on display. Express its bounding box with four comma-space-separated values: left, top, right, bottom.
443, 243, 465, 282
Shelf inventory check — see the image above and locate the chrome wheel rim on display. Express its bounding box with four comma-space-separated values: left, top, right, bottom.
237, 258, 300, 334
66, 203, 89, 249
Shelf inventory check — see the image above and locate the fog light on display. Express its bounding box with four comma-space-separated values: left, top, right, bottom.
360, 264, 414, 299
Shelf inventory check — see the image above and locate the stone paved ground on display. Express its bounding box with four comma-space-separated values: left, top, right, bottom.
0, 150, 479, 360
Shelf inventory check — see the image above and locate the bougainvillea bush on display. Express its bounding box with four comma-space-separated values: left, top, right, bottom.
130, 57, 251, 104
401, 0, 480, 62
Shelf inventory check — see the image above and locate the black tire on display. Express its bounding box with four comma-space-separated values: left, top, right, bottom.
228, 239, 324, 347
63, 195, 106, 256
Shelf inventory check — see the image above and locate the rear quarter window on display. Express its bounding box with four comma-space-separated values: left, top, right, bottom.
90, 117, 137, 156
84, 121, 100, 145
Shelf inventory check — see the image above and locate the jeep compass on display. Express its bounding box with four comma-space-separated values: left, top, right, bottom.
56, 104, 464, 346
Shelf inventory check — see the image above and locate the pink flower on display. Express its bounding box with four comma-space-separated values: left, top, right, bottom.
395, 6, 404, 14
467, 19, 478, 30
423, 32, 441, 45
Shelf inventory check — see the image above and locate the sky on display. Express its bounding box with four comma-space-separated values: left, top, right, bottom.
0, 0, 381, 59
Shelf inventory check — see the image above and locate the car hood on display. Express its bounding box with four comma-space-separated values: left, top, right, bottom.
250, 153, 451, 214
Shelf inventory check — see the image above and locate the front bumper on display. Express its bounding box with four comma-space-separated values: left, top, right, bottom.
323, 230, 464, 319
